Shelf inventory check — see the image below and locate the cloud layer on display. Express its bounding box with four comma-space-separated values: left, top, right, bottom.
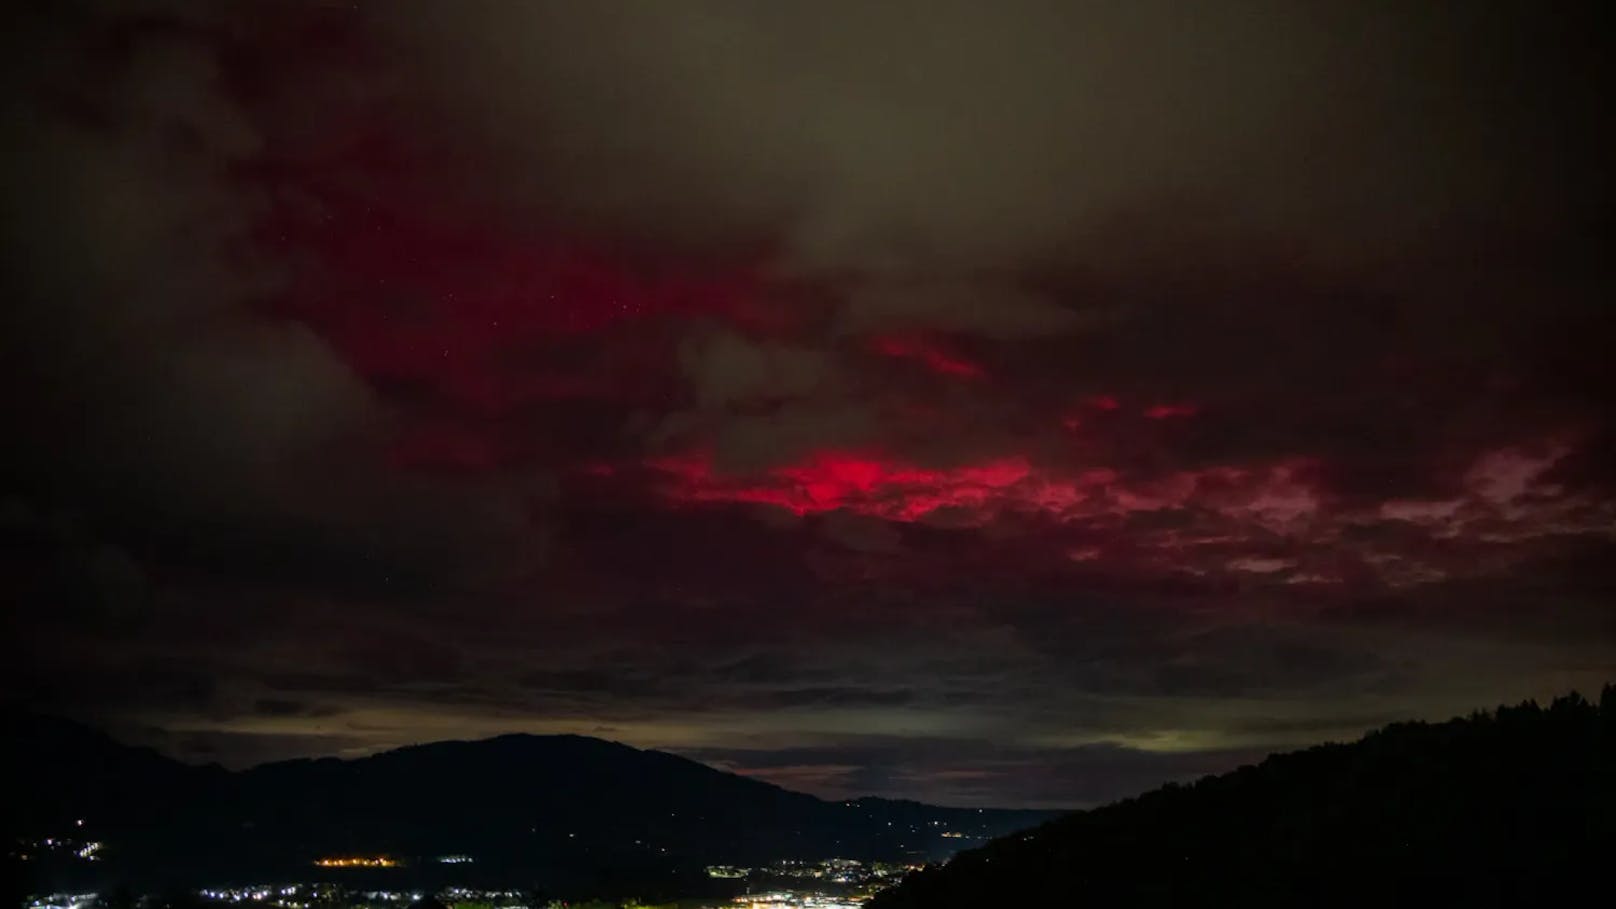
3, 0, 1613, 807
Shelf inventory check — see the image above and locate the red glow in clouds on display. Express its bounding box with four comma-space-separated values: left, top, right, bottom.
645, 450, 1325, 533
1144, 403, 1199, 419
261, 171, 769, 446
871, 335, 986, 379
653, 451, 1041, 521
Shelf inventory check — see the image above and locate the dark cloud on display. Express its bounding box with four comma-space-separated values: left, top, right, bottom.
125, 725, 379, 769
251, 698, 341, 720
0, 1, 546, 605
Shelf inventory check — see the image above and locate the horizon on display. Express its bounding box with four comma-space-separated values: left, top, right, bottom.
5, 0, 1614, 813
26, 682, 1612, 812
13, 706, 1090, 810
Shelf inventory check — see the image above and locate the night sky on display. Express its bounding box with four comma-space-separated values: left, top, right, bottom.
3, 1, 1613, 808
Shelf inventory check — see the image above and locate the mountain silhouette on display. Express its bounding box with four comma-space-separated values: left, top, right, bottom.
2, 712, 1048, 896
868, 686, 1616, 909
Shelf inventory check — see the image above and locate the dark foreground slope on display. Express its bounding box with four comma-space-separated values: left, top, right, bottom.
3, 713, 1048, 896
871, 687, 1616, 909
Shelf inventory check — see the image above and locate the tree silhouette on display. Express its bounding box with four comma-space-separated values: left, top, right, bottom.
871, 686, 1616, 909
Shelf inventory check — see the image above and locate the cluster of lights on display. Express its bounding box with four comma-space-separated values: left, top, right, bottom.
32, 880, 900, 909
15, 836, 104, 864
39, 884, 547, 909
198, 884, 398, 909
198, 886, 297, 902
27, 847, 933, 909
313, 857, 400, 868
699, 857, 924, 905
735, 893, 862, 909
25, 892, 96, 909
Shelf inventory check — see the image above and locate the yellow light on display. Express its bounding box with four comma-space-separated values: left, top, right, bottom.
313, 856, 400, 868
